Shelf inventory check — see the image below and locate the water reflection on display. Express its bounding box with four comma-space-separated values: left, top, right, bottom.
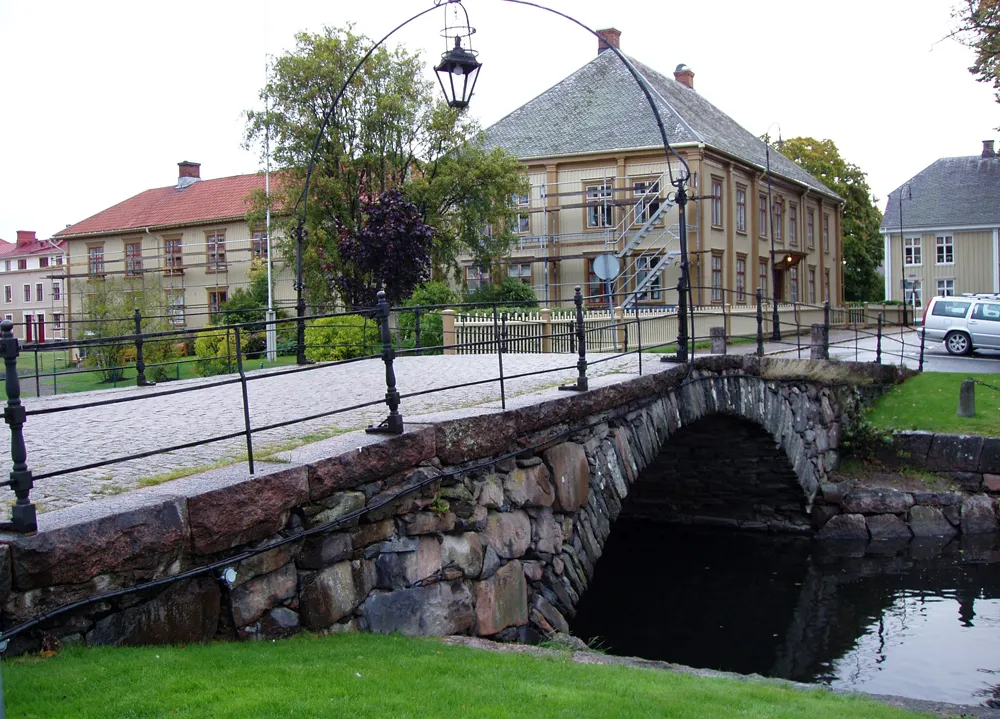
570, 521, 1000, 706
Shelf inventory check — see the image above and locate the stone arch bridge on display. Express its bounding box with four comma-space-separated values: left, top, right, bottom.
0, 356, 904, 651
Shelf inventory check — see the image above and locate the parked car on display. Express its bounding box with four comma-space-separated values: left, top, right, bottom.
922, 293, 1000, 355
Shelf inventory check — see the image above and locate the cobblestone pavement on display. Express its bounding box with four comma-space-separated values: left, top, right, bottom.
7, 353, 645, 512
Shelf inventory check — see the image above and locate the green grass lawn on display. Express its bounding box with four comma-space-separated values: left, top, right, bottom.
644, 337, 758, 354
11, 351, 298, 398
2, 633, 928, 719
868, 371, 1000, 436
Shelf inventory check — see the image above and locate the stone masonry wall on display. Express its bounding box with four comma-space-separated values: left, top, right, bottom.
0, 357, 902, 653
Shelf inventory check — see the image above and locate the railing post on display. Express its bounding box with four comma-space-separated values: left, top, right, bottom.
134, 307, 148, 387
823, 301, 830, 336
493, 304, 506, 409
234, 327, 255, 475
876, 313, 883, 364
442, 309, 456, 356
500, 310, 509, 354
540, 307, 552, 354
794, 302, 801, 359
677, 276, 689, 362
918, 325, 926, 372
366, 291, 404, 435
756, 288, 764, 357
32, 348, 40, 399
413, 306, 421, 355
0, 320, 36, 533
635, 303, 643, 375
559, 286, 588, 392
810, 323, 829, 360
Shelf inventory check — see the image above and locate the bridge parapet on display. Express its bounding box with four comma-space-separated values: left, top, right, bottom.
0, 356, 907, 653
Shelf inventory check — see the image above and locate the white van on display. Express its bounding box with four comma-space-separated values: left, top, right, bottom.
921, 294, 1000, 355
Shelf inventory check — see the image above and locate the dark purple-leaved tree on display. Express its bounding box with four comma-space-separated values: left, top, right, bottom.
332, 188, 434, 308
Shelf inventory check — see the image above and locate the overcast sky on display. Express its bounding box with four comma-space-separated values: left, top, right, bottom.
0, 0, 994, 241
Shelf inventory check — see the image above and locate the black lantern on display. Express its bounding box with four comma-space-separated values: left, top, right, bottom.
434, 35, 481, 109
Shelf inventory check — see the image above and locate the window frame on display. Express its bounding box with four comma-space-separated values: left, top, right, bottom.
711, 178, 723, 228
758, 195, 768, 238
631, 179, 661, 226
823, 214, 830, 253
251, 230, 269, 260
634, 255, 663, 301
166, 291, 186, 327
205, 230, 227, 272
22, 284, 30, 303
2, 286, 10, 304
936, 278, 955, 297
87, 243, 105, 278
789, 204, 798, 246
35, 283, 42, 303
904, 236, 922, 266
585, 183, 613, 229
935, 235, 954, 265
52, 281, 61, 301
735, 186, 747, 234
736, 255, 747, 304
807, 209, 815, 249
16, 259, 26, 271
507, 262, 532, 285
808, 266, 816, 304
208, 288, 229, 318
824, 268, 831, 305
758, 259, 768, 299
125, 241, 143, 277
464, 266, 490, 292
773, 200, 783, 242
164, 235, 184, 275
710, 252, 724, 303
790, 266, 799, 303
510, 194, 531, 235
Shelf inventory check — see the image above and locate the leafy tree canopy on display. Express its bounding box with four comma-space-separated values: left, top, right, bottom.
244, 26, 526, 307
953, 0, 1000, 114
775, 137, 884, 302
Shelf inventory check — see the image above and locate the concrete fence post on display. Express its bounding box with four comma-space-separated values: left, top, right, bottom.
810, 323, 829, 360
614, 306, 625, 352
958, 379, 976, 418
442, 309, 456, 356
710, 326, 726, 355
541, 307, 552, 354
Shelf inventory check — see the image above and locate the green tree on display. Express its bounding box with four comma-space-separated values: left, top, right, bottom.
78, 278, 176, 383
243, 26, 526, 305
954, 1, 1000, 113
774, 137, 884, 301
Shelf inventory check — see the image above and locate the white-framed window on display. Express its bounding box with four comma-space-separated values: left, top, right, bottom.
759, 259, 768, 298
635, 256, 662, 300
759, 196, 768, 237
711, 253, 723, 302
510, 194, 530, 234
507, 263, 532, 285
464, 266, 490, 291
936, 235, 954, 264
35, 283, 42, 302
904, 236, 922, 266
632, 180, 660, 225
586, 184, 613, 228
711, 179, 723, 227
22, 284, 30, 303
52, 281, 61, 301
53, 313, 63, 329
167, 291, 185, 327
2, 286, 10, 304
908, 280, 923, 308
736, 186, 747, 234
936, 279, 955, 297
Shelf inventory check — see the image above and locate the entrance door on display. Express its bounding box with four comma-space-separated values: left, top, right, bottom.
773, 270, 785, 301
24, 314, 33, 342
36, 314, 45, 343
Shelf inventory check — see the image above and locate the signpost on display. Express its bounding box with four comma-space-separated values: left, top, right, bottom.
592, 253, 621, 312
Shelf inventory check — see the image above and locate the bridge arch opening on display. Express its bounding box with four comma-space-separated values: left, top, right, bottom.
622, 414, 811, 532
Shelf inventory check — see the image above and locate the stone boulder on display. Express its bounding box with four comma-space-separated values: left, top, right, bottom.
483, 510, 531, 559
531, 509, 563, 555
440, 532, 484, 578
542, 443, 590, 512
961, 496, 1000, 534
230, 563, 297, 628
86, 578, 220, 647
375, 537, 441, 590
908, 506, 958, 538
866, 514, 912, 541
475, 561, 528, 636
926, 435, 984, 473
300, 559, 376, 629
362, 580, 475, 636
841, 489, 913, 515
503, 465, 555, 508
816, 513, 868, 541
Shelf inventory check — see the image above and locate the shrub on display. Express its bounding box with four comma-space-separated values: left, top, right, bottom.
304, 315, 381, 362
398, 282, 458, 354
193, 328, 238, 377
465, 277, 538, 310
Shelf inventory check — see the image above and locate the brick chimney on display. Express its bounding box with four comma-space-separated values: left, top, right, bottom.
597, 28, 621, 55
983, 140, 996, 159
177, 161, 201, 189
15, 231, 35, 247
674, 63, 695, 90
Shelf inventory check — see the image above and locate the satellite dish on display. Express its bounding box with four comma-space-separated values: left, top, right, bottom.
592, 253, 621, 281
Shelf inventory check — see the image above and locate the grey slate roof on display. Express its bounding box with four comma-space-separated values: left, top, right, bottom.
482, 50, 841, 202
879, 155, 1000, 232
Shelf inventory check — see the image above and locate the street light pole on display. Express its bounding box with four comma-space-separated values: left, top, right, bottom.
897, 184, 912, 327
765, 125, 781, 341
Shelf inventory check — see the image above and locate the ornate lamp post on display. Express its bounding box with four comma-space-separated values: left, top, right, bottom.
292, 0, 693, 362
896, 183, 912, 326
764, 123, 782, 342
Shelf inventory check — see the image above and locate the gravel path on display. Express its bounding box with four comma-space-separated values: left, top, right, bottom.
8, 352, 643, 512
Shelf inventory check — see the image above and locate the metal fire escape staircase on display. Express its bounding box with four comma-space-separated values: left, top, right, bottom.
603, 170, 683, 309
